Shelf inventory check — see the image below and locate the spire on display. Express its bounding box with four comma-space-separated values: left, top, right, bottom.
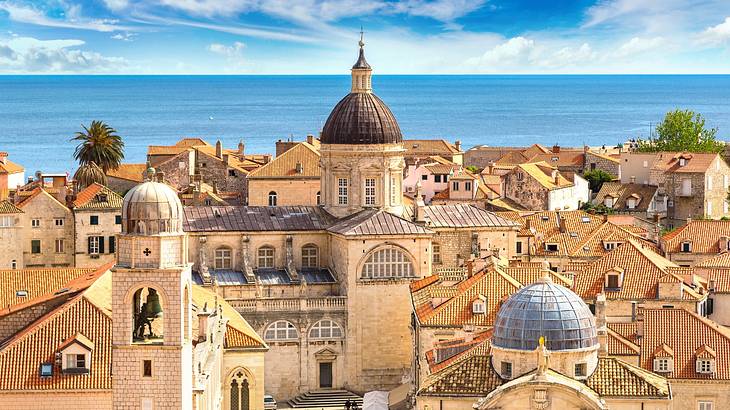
351, 28, 372, 93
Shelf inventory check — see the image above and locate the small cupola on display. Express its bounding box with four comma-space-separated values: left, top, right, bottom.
351, 29, 372, 93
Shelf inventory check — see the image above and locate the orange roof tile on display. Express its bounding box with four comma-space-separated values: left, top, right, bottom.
0, 200, 22, 214
607, 327, 640, 356
0, 158, 24, 174
697, 253, 730, 269
247, 142, 320, 179
72, 183, 123, 210
106, 163, 146, 182
662, 220, 730, 254
0, 267, 95, 314
404, 139, 461, 156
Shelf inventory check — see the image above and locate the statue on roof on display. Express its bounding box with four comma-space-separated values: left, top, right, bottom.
536, 336, 550, 376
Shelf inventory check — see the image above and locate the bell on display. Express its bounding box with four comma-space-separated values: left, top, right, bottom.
144, 289, 163, 318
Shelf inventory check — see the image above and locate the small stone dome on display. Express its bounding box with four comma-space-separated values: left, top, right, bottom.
321, 92, 402, 145
122, 181, 183, 235
492, 276, 598, 351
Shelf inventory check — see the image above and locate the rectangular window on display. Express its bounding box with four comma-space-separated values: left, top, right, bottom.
66, 353, 86, 369
574, 363, 587, 377
338, 178, 349, 205
708, 175, 713, 190
453, 182, 460, 191
516, 241, 523, 254
545, 243, 558, 252
31, 240, 41, 254
682, 242, 692, 252
109, 236, 116, 254
31, 219, 40, 228
682, 178, 692, 196
432, 244, 441, 264
421, 174, 428, 180
228, 169, 236, 177
655, 358, 670, 372
465, 181, 472, 191
0, 216, 13, 227
364, 178, 376, 206
39, 363, 53, 377
143, 360, 152, 377
434, 175, 442, 183
258, 247, 275, 268
501, 361, 512, 379
55, 239, 64, 253
391, 176, 397, 205
214, 248, 232, 270
708, 201, 713, 215
54, 218, 64, 226
302, 246, 318, 268
607, 274, 620, 289
90, 215, 99, 225
699, 401, 714, 410
89, 236, 100, 254
115, 215, 122, 224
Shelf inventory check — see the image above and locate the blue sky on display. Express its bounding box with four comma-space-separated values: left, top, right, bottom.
0, 0, 729, 74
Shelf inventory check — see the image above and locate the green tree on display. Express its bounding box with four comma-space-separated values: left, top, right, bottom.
73, 162, 108, 189
583, 169, 614, 192
465, 165, 480, 173
71, 121, 124, 173
637, 109, 724, 153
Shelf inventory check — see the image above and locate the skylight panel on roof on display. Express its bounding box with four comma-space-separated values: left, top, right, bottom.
15, 290, 28, 297
541, 216, 549, 221
581, 216, 591, 223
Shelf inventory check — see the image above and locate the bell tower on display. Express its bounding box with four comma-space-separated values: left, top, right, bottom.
112, 170, 193, 410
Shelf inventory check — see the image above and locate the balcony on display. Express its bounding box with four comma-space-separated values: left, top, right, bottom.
227, 296, 347, 313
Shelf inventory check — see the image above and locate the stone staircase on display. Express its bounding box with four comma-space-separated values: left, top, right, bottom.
287, 390, 364, 409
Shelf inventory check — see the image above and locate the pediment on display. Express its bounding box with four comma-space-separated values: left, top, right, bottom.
314, 347, 338, 360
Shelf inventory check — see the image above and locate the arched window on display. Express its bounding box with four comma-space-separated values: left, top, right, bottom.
309, 319, 343, 339
264, 320, 298, 340
361, 247, 415, 279
229, 370, 251, 410
215, 247, 232, 270
132, 287, 163, 344
258, 246, 274, 268
302, 244, 319, 268
268, 191, 277, 206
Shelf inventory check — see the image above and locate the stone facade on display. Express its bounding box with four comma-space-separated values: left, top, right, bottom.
19, 190, 74, 268
585, 151, 620, 177
248, 178, 320, 206
0, 392, 113, 410
74, 207, 121, 268
154, 150, 195, 190
196, 150, 248, 196
0, 208, 23, 269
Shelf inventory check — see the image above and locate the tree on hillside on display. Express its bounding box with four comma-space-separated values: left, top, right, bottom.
71, 121, 125, 173
636, 109, 724, 153
583, 169, 614, 192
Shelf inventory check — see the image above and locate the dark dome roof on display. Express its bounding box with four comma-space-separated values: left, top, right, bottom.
492, 277, 598, 351
321, 92, 402, 145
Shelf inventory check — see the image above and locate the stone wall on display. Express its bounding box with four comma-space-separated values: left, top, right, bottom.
156, 151, 194, 190
0, 391, 112, 410
196, 151, 247, 196
74, 208, 121, 268
20, 192, 74, 268
0, 212, 23, 269
247, 178, 320, 206
585, 152, 620, 177
503, 171, 549, 211
222, 351, 267, 410
670, 380, 730, 410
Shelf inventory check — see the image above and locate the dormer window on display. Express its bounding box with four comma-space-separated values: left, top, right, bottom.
681, 241, 692, 253
545, 243, 559, 252
59, 333, 93, 374
472, 295, 486, 314
697, 358, 716, 374
516, 172, 524, 181
605, 267, 624, 290
603, 241, 620, 251
654, 357, 673, 373
679, 158, 686, 167
604, 197, 614, 208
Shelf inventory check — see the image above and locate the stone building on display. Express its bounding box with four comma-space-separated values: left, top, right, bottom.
0, 199, 23, 269
593, 182, 662, 219
402, 139, 463, 167
16, 187, 74, 268
403, 156, 460, 202
71, 183, 123, 268
660, 219, 730, 267
247, 142, 321, 206
502, 162, 589, 211
106, 163, 146, 194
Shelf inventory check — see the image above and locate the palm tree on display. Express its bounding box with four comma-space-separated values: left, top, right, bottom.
73, 161, 107, 190
71, 121, 124, 173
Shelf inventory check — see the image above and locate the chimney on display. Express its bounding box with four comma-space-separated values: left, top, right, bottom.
263, 154, 272, 164
558, 216, 566, 233
414, 181, 426, 223
525, 218, 531, 230
552, 145, 560, 153
630, 175, 636, 184
238, 141, 245, 155
197, 308, 213, 342
455, 140, 462, 152
306, 134, 315, 145
636, 309, 644, 339
553, 171, 560, 185
223, 154, 230, 165
215, 140, 222, 159
596, 293, 608, 357
687, 216, 692, 225
0, 152, 7, 165
721, 236, 729, 253
583, 145, 589, 153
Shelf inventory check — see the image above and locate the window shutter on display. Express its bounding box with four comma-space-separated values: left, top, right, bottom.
653, 359, 659, 371
667, 358, 674, 373
711, 360, 716, 374
99, 236, 105, 254
88, 236, 93, 254
109, 236, 116, 254
697, 359, 702, 373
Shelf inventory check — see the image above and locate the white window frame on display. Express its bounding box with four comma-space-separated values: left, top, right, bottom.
89, 236, 100, 255
708, 175, 713, 190
338, 178, 349, 205
364, 178, 376, 206
0, 215, 13, 227
264, 320, 298, 341
653, 357, 672, 372
65, 353, 86, 369
258, 246, 275, 268
361, 247, 415, 279
214, 247, 232, 270
31, 219, 40, 228
301, 245, 319, 268
472, 300, 486, 314
309, 320, 343, 339
682, 242, 692, 253
699, 401, 714, 410
697, 358, 715, 374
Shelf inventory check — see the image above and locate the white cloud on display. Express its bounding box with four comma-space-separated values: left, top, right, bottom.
208, 41, 245, 59
111, 32, 137, 41
102, 0, 130, 12
538, 43, 595, 68
392, 0, 486, 22
0, 36, 127, 73
697, 17, 730, 46
613, 37, 665, 58
0, 2, 131, 32
471, 36, 535, 67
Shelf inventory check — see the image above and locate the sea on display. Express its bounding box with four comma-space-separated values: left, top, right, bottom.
1, 74, 729, 174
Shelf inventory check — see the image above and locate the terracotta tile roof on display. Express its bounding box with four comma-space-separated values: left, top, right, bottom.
106, 163, 146, 182
404, 139, 461, 156
571, 239, 700, 301
0, 294, 112, 391
418, 353, 503, 396
0, 158, 24, 174
487, 197, 528, 212
0, 267, 95, 314
16, 187, 70, 211
423, 163, 460, 174
495, 151, 529, 166
705, 269, 730, 293
175, 137, 211, 147
195, 146, 266, 174
248, 142, 320, 178
422, 204, 519, 229
516, 161, 573, 190
328, 209, 432, 236
586, 150, 621, 164
72, 183, 123, 210
0, 199, 22, 214
594, 182, 657, 212
697, 253, 730, 268
191, 285, 266, 350
607, 322, 639, 344
662, 220, 730, 254
521, 144, 551, 157
569, 222, 660, 259
654, 152, 721, 174
147, 145, 191, 156
640, 307, 730, 380
424, 330, 492, 373
183, 206, 337, 232
585, 357, 670, 398
607, 327, 640, 356
528, 151, 585, 168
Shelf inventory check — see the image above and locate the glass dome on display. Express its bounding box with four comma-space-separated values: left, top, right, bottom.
492, 276, 598, 351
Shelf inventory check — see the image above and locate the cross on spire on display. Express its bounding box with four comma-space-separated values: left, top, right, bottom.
359, 26, 365, 48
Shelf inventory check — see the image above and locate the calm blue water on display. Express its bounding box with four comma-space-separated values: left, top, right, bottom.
0, 75, 729, 173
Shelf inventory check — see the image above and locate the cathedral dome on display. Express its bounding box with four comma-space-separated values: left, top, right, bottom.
492, 276, 598, 351
321, 92, 402, 145
122, 180, 183, 235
